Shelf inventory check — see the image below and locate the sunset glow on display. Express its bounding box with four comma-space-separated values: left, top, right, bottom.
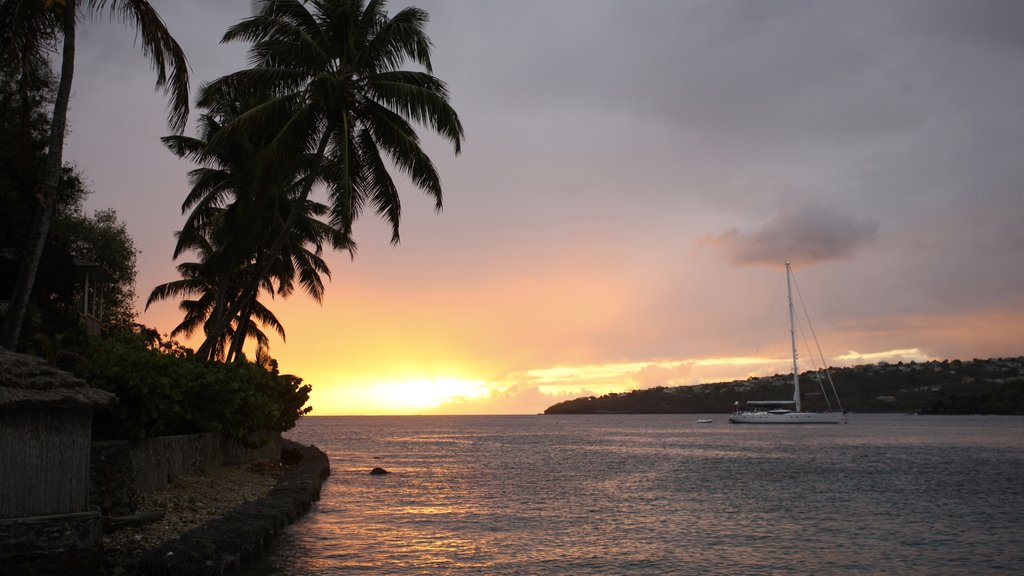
61, 1, 1024, 416
304, 375, 494, 415
367, 377, 490, 413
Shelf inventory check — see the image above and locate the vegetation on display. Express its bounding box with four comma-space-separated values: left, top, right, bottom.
0, 59, 137, 356
0, 0, 189, 350
59, 207, 138, 330
0, 3, 315, 433
544, 358, 1024, 415
75, 327, 312, 440
149, 84, 349, 362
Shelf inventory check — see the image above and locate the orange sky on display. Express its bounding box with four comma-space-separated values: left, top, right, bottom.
66, 1, 1024, 415
138, 228, 1024, 414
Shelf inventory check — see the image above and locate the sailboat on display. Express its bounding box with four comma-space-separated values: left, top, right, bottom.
728, 262, 845, 424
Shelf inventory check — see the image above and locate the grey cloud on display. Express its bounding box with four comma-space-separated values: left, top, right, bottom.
710, 203, 879, 266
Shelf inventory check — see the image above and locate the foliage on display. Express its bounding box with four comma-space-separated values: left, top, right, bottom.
0, 42, 138, 354
0, 0, 190, 349
75, 327, 312, 440
59, 207, 138, 329
1, 162, 139, 355
150, 85, 348, 362
0, 54, 54, 249
0, 62, 51, 342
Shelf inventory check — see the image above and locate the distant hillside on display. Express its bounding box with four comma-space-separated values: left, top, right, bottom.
543, 357, 1024, 415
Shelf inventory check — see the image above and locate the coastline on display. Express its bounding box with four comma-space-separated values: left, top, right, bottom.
134, 439, 330, 575
2, 439, 329, 576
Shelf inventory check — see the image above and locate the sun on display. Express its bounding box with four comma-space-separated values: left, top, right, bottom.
364, 377, 490, 413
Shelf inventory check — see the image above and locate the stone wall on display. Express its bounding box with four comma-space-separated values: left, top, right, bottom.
91, 432, 281, 516
137, 440, 330, 575
223, 430, 281, 465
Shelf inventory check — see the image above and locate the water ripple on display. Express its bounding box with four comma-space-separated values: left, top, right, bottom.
245, 414, 1024, 575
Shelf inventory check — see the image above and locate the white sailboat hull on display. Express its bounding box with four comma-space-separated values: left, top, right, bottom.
728, 411, 843, 424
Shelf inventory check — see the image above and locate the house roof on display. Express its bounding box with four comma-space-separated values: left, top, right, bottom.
73, 258, 117, 284
0, 348, 116, 410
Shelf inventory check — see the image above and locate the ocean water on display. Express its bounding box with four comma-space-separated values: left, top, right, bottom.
249, 414, 1024, 575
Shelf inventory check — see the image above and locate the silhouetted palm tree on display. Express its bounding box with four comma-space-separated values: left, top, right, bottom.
158, 89, 350, 361
193, 0, 464, 359
0, 0, 189, 348
146, 218, 287, 363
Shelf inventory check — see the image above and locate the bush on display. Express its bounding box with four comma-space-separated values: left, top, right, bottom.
75, 329, 312, 440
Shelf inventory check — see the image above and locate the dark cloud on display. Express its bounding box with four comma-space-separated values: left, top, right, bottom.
707, 203, 879, 266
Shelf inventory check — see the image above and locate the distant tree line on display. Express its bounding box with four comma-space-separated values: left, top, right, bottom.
544, 358, 1024, 415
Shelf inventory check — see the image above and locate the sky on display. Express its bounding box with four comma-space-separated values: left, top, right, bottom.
62, 0, 1024, 415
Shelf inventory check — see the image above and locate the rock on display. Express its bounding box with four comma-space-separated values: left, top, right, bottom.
369, 467, 390, 475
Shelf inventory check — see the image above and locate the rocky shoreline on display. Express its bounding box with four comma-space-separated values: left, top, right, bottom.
4, 440, 329, 575
135, 440, 330, 575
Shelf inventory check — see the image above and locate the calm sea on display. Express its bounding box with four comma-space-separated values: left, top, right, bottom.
248, 414, 1024, 575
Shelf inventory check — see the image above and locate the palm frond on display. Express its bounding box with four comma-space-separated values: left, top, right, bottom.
353, 126, 402, 243
161, 134, 216, 165
91, 0, 190, 132
359, 5, 433, 74
358, 98, 442, 206
146, 278, 203, 309
364, 70, 464, 153
0, 0, 59, 74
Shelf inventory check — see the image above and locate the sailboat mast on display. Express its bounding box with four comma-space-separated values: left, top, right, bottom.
786, 262, 801, 412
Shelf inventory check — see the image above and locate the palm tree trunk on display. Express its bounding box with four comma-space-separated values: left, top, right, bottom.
16, 51, 35, 172
200, 279, 231, 361
226, 301, 254, 363
1, 0, 76, 350
195, 129, 333, 361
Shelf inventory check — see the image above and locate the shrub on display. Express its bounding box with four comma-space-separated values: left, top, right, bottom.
75, 329, 312, 440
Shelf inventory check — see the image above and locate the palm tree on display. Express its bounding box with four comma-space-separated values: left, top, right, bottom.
147, 214, 294, 363
225, 194, 343, 362
158, 89, 351, 361
0, 0, 189, 349
149, 201, 343, 362
193, 0, 464, 360
147, 227, 241, 362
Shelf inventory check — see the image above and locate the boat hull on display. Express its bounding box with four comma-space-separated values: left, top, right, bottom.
728, 411, 843, 424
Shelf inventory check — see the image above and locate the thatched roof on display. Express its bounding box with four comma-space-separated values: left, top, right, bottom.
0, 347, 116, 410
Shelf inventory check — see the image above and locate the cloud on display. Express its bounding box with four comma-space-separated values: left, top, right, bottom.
424, 360, 704, 414
834, 348, 930, 364
705, 203, 879, 266
426, 382, 587, 415
426, 356, 821, 414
